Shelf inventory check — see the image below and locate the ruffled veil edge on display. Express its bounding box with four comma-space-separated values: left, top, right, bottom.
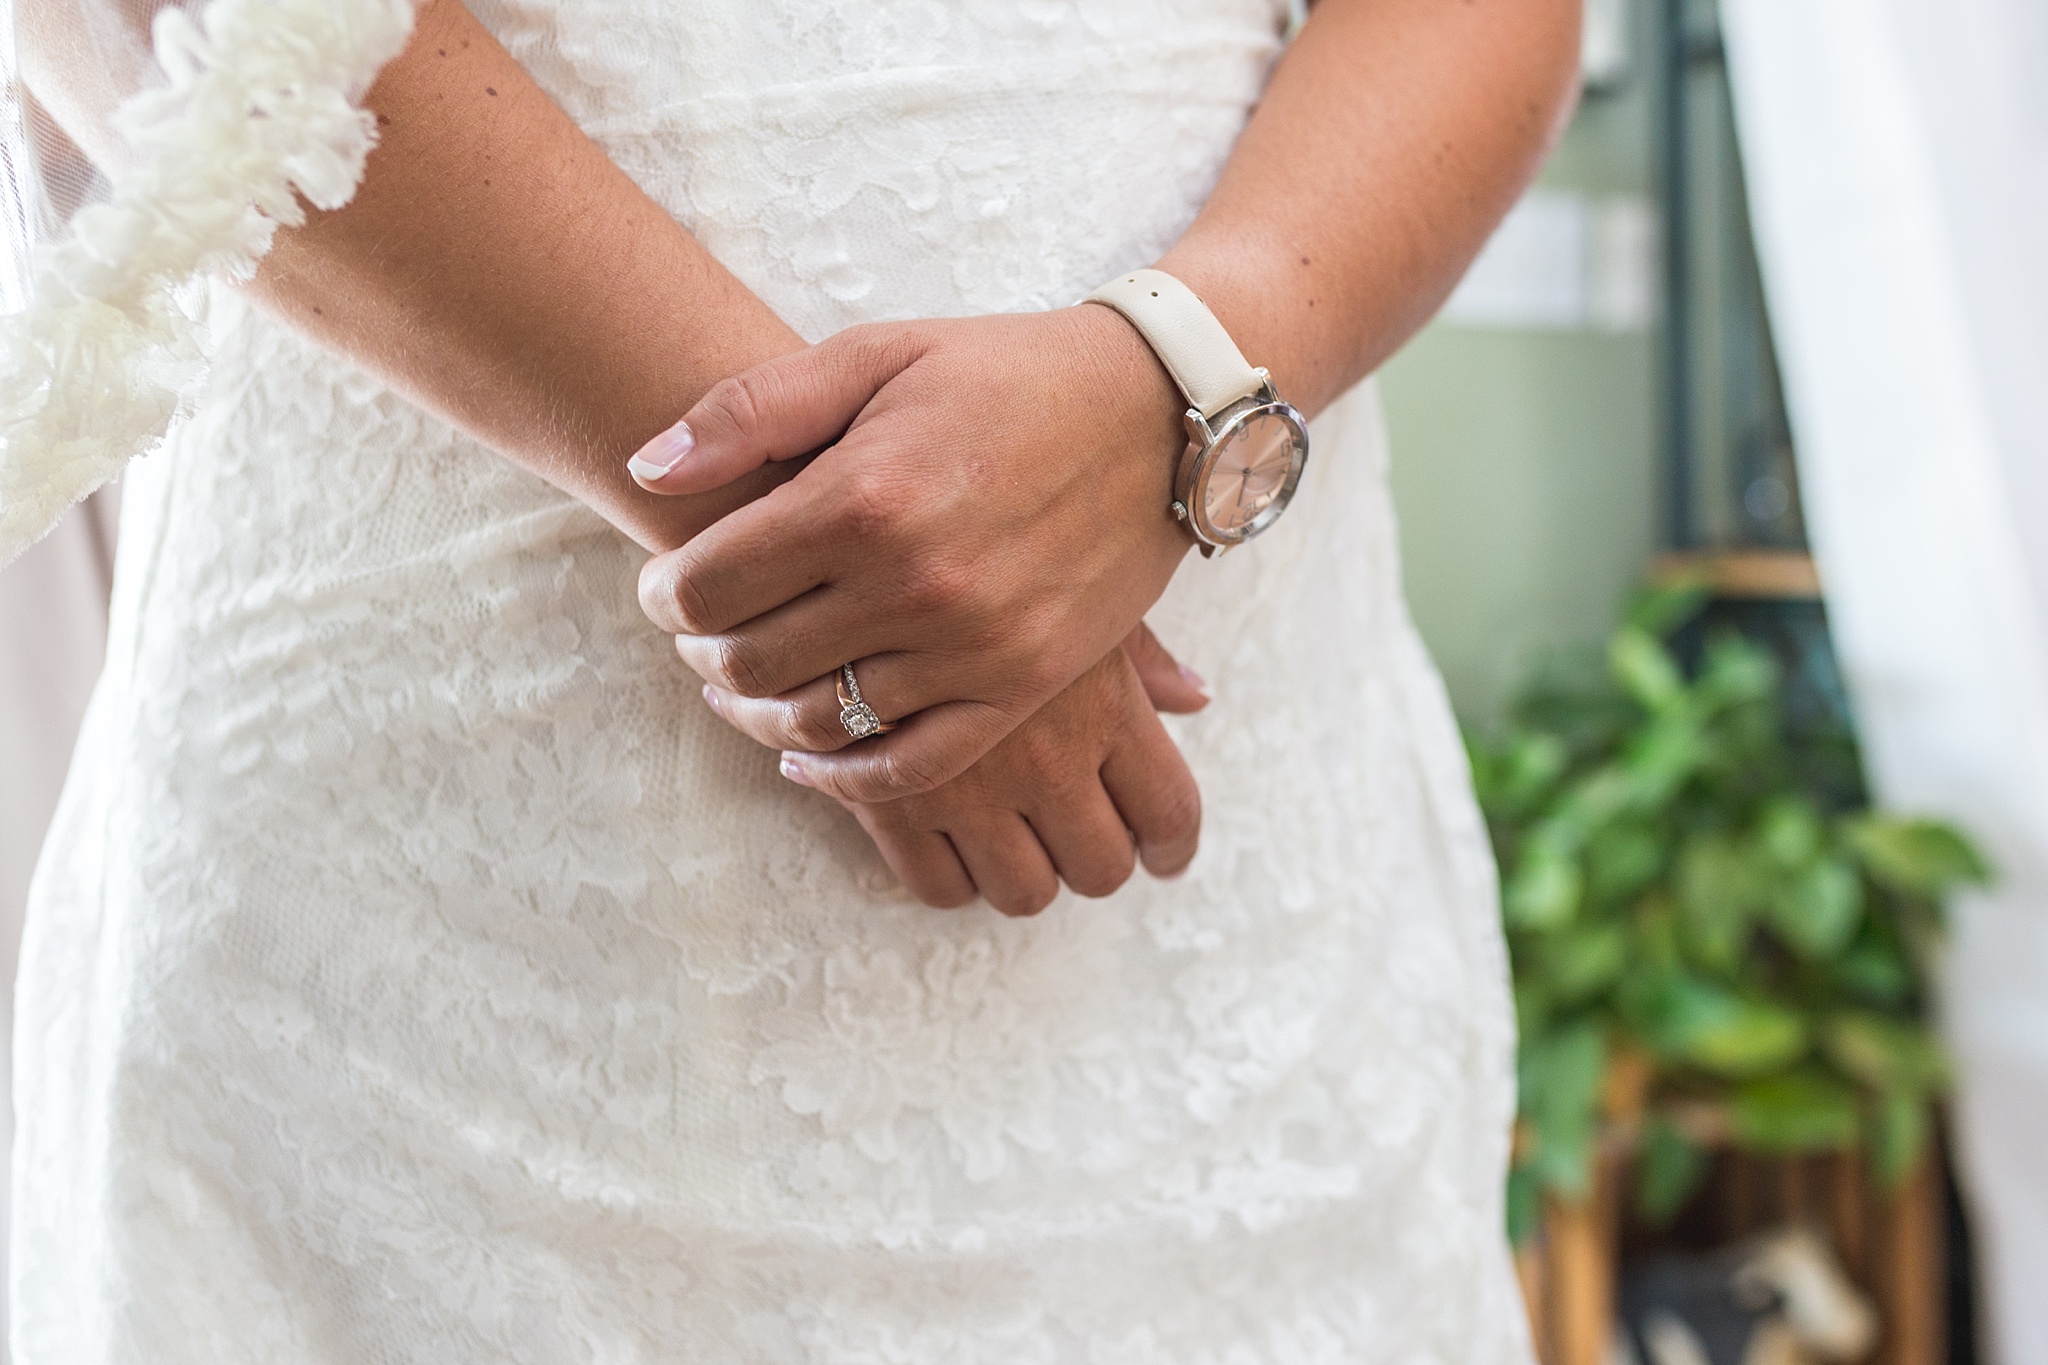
0, 0, 419, 567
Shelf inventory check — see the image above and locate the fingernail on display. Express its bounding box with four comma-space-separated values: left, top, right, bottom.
779, 753, 813, 787
627, 420, 695, 482
702, 684, 721, 715
1179, 663, 1212, 700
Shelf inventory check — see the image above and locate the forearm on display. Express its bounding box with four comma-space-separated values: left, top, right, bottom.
242, 1, 804, 551
1158, 0, 1580, 417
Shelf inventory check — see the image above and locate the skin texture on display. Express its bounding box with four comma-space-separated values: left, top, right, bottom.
25, 0, 1204, 915
633, 0, 1585, 805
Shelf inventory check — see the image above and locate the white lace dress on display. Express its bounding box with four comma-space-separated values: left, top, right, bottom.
11, 2, 1528, 1360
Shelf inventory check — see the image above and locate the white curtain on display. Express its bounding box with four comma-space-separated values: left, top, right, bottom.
1719, 3, 2048, 1363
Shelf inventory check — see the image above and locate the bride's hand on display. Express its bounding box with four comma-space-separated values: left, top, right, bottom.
632, 307, 1192, 804
753, 628, 1207, 914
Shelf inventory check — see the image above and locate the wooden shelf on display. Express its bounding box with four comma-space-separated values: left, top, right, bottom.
1651, 550, 1822, 600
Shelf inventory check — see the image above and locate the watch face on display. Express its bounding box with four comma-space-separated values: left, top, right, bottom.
1198, 406, 1305, 541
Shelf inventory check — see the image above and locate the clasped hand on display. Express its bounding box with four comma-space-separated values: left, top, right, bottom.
634, 305, 1204, 914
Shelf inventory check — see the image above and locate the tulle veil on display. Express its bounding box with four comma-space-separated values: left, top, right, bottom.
0, 0, 417, 566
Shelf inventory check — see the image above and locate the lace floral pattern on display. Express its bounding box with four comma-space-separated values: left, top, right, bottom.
13, 3, 1528, 1361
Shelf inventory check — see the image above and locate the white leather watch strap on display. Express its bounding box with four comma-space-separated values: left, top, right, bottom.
1085, 268, 1264, 419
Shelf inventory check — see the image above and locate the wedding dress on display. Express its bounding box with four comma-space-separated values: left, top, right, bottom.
7, 1, 1529, 1360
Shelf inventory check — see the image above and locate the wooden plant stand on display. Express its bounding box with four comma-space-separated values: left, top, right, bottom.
1515, 1137, 1946, 1365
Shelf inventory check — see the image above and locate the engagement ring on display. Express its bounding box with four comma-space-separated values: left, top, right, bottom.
837, 662, 894, 740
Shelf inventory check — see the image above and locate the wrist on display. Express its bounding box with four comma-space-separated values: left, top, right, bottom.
1152, 233, 1334, 418
1062, 302, 1195, 568
1082, 267, 1311, 556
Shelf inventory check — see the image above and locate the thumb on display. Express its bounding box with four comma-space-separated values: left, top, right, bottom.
1123, 621, 1210, 715
627, 327, 923, 495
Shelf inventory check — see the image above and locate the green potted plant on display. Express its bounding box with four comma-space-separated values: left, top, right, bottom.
1465, 585, 1989, 1241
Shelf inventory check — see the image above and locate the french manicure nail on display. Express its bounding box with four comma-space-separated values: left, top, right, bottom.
1179, 663, 1212, 700
627, 420, 695, 482
779, 753, 813, 787
702, 683, 721, 714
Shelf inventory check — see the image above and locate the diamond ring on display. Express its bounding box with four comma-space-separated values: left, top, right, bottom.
836, 662, 895, 741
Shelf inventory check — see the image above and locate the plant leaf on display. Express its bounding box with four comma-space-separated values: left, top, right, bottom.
1758, 796, 1823, 868
1506, 846, 1583, 931
1847, 817, 1990, 898
1730, 1070, 1861, 1151
1620, 713, 1707, 805
1766, 857, 1864, 960
1693, 635, 1779, 709
1634, 975, 1808, 1076
1502, 732, 1570, 810
1542, 922, 1629, 1006
1518, 1021, 1608, 1201
1587, 822, 1665, 904
1823, 1012, 1949, 1093
1690, 1000, 1809, 1077
1678, 836, 1766, 972
1833, 938, 1912, 1006
1626, 579, 1710, 639
1636, 1116, 1707, 1223
1610, 628, 1687, 715
1506, 1164, 1543, 1245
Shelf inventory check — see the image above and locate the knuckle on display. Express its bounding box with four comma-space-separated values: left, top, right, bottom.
872, 744, 946, 800
993, 877, 1059, 918
666, 565, 719, 635
1150, 779, 1203, 849
902, 557, 972, 616
1012, 729, 1084, 791
638, 556, 698, 635
915, 879, 976, 911
835, 470, 902, 543
636, 561, 679, 632
699, 374, 767, 444
838, 321, 920, 372
794, 701, 848, 753
1068, 845, 1137, 900
709, 636, 770, 698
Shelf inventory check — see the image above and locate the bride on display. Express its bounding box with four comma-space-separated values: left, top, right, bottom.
4, 0, 1577, 1358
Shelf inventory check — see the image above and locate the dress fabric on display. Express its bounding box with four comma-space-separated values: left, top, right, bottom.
11, 2, 1529, 1361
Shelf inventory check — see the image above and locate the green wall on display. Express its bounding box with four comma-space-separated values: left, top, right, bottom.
1381, 7, 1664, 726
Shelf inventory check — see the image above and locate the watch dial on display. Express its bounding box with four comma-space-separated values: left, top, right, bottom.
1201, 409, 1299, 535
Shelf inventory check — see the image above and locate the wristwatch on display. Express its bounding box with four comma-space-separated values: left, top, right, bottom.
1085, 268, 1309, 556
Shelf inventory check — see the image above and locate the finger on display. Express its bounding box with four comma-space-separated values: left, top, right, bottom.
847, 808, 977, 909
946, 812, 1061, 918
780, 700, 1016, 803
701, 651, 943, 754
1025, 781, 1138, 900
626, 327, 926, 495
637, 505, 834, 638
1123, 621, 1211, 715
1099, 706, 1202, 879
670, 583, 894, 700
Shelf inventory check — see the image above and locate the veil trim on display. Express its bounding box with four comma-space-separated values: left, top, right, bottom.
0, 0, 419, 566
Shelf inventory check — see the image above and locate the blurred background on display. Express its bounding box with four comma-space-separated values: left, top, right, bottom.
1383, 4, 2048, 1365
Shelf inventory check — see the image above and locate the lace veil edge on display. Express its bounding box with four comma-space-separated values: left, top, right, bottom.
0, 0, 419, 567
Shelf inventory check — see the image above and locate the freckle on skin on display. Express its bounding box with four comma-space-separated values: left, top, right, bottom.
486, 87, 498, 96
1300, 256, 1311, 266
437, 48, 446, 56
